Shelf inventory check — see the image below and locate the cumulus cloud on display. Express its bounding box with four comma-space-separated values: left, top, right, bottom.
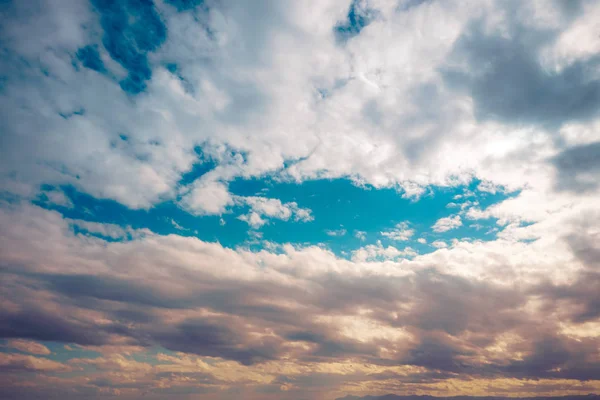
1, 204, 599, 376
237, 196, 314, 228
352, 241, 417, 262
179, 179, 234, 216
381, 222, 414, 241
432, 215, 462, 233
0, 0, 587, 209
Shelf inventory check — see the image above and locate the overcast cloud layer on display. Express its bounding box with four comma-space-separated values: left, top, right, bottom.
1, 0, 600, 399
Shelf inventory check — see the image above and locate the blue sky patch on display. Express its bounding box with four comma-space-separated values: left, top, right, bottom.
165, 0, 205, 12
334, 0, 376, 43
92, 0, 167, 94
76, 45, 106, 74
35, 177, 513, 258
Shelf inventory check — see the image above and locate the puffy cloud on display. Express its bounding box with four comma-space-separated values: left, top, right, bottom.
238, 196, 313, 228
1, 203, 599, 372
179, 179, 234, 216
432, 215, 462, 233
2, 0, 593, 210
352, 241, 417, 262
381, 222, 414, 241
431, 240, 448, 249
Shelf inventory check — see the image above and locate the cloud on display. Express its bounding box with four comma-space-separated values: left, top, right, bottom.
6, 339, 51, 355
2, 0, 600, 397
179, 179, 234, 216
552, 141, 600, 193
431, 240, 448, 249
39, 187, 73, 208
354, 230, 367, 241
0, 353, 69, 373
432, 215, 462, 233
1, 202, 600, 395
352, 241, 416, 262
238, 196, 313, 228
0, 0, 570, 212
442, 12, 600, 129
381, 222, 414, 241
68, 219, 151, 240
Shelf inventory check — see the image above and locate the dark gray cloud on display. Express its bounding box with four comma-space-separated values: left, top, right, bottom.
442, 19, 600, 128
551, 141, 600, 193
44, 273, 186, 308
503, 334, 600, 380
0, 307, 109, 345
535, 271, 600, 323
404, 332, 474, 373
152, 317, 284, 365
399, 270, 525, 336
566, 231, 600, 270
1, 261, 585, 375
533, 224, 600, 324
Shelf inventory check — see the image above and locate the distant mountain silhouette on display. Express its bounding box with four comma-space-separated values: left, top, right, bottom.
336, 395, 600, 400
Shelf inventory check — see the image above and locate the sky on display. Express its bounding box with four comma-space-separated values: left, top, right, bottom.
0, 0, 600, 399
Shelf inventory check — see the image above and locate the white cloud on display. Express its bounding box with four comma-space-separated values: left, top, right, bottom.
432, 215, 462, 233
352, 241, 417, 262
170, 219, 186, 231
325, 228, 347, 237
354, 230, 367, 241
477, 180, 502, 194
179, 179, 234, 216
431, 240, 448, 249
2, 0, 592, 216
237, 196, 313, 228
43, 188, 73, 208
68, 219, 151, 240
381, 222, 414, 241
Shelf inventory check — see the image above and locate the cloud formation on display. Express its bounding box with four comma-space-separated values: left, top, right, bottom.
1, 0, 600, 398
